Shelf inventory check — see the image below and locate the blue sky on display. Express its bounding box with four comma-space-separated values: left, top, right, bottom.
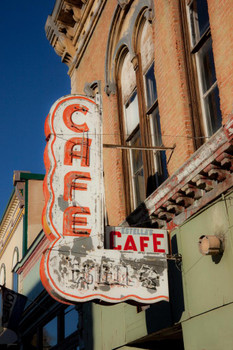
0, 1, 70, 218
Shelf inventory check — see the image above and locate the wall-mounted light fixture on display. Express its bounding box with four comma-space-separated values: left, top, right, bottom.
198, 235, 223, 256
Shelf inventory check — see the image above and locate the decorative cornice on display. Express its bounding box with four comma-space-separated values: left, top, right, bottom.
84, 80, 101, 98
45, 0, 106, 70
124, 115, 233, 230
0, 194, 20, 240
0, 172, 44, 257
45, 14, 76, 65
0, 201, 24, 259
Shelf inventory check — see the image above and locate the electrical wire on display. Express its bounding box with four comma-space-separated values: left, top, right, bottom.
46, 132, 211, 140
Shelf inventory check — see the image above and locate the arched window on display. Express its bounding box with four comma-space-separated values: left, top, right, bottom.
138, 19, 167, 191
120, 49, 144, 208
117, 14, 167, 210
0, 264, 6, 286
12, 247, 19, 292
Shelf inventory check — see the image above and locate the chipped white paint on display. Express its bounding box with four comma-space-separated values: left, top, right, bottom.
40, 95, 169, 304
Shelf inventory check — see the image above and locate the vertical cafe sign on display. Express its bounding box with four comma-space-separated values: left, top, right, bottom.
40, 95, 168, 304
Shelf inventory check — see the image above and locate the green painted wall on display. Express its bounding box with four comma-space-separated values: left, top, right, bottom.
175, 190, 233, 349
182, 303, 233, 350
23, 260, 43, 300
91, 303, 148, 350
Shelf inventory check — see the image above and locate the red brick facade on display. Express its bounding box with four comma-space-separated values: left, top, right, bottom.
46, 0, 233, 225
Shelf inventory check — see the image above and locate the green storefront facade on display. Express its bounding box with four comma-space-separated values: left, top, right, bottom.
174, 189, 233, 349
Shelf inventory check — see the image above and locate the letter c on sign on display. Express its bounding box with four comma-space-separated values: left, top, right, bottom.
63, 104, 89, 132
110, 231, 122, 250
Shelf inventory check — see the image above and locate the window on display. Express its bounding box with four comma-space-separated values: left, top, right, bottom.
12, 247, 19, 292
22, 305, 80, 350
187, 0, 221, 136
124, 87, 145, 207
43, 316, 58, 349
0, 264, 6, 286
119, 19, 167, 210
64, 305, 79, 338
145, 63, 167, 188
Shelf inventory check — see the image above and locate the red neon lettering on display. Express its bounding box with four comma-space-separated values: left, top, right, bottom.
110, 231, 122, 250
64, 171, 91, 201
140, 236, 150, 252
63, 206, 91, 236
153, 234, 165, 253
124, 235, 137, 251
64, 137, 92, 167
63, 104, 89, 133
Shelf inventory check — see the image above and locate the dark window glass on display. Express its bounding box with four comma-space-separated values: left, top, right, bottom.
190, 0, 209, 45
24, 333, 37, 350
199, 38, 217, 93
145, 64, 157, 107
196, 0, 209, 38
64, 305, 79, 338
145, 64, 167, 189
43, 317, 58, 349
12, 272, 18, 292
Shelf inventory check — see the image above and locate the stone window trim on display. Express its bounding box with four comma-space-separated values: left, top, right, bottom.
12, 246, 19, 270
112, 8, 166, 212
104, 0, 154, 97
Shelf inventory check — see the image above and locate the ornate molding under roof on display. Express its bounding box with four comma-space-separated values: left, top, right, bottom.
0, 192, 24, 257
45, 0, 106, 71
124, 115, 233, 231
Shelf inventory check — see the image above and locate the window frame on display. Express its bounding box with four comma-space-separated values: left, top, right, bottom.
12, 247, 19, 292
116, 16, 167, 212
185, 0, 221, 137
22, 305, 80, 350
123, 87, 146, 208
0, 263, 6, 286
144, 63, 167, 188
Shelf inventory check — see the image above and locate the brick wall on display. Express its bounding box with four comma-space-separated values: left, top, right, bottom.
70, 0, 128, 225
67, 0, 231, 224
153, 0, 195, 175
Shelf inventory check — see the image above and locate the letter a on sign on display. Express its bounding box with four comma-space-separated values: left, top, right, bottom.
40, 95, 169, 304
